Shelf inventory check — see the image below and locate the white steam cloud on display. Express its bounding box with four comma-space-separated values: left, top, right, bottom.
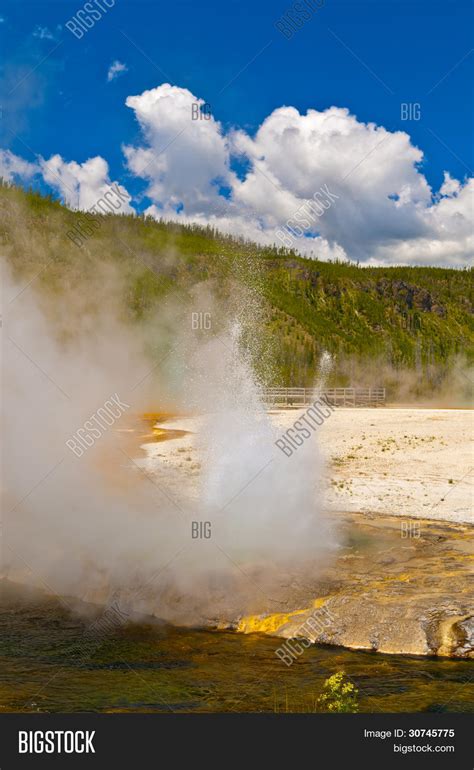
1, 260, 333, 624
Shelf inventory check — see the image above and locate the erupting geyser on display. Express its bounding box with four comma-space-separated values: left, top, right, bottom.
185, 320, 335, 566
1, 263, 335, 624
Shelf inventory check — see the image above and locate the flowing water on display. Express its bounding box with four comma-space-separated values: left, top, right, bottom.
0, 583, 472, 714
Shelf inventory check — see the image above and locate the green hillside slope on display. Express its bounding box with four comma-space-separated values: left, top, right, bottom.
1, 183, 472, 397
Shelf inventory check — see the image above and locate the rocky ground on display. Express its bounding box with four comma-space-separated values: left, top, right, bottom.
235, 513, 474, 658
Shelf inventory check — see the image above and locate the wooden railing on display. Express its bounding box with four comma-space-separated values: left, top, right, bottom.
262, 387, 386, 407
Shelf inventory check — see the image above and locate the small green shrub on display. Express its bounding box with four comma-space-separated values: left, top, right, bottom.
317, 671, 359, 713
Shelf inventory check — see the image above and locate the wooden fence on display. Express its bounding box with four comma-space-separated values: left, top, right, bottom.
262, 387, 386, 407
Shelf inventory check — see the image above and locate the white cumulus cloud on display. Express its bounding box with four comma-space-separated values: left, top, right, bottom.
40, 154, 133, 214
124, 83, 234, 216
123, 84, 473, 267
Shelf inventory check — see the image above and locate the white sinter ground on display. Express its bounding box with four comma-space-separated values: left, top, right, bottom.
141, 408, 473, 525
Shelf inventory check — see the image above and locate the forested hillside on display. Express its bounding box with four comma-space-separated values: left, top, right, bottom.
1, 183, 472, 397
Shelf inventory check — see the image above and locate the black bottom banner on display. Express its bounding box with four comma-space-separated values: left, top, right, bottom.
0, 713, 472, 768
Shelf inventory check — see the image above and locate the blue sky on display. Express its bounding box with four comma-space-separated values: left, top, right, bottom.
1, 0, 473, 266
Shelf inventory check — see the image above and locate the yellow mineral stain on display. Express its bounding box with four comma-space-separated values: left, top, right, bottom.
150, 427, 189, 443
237, 608, 308, 635
312, 597, 330, 608
141, 412, 175, 423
